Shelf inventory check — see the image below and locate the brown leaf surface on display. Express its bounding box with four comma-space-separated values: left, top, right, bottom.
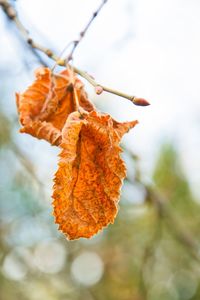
16, 67, 94, 145
52, 110, 138, 239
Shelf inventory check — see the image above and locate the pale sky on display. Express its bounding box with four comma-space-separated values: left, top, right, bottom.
1, 0, 200, 198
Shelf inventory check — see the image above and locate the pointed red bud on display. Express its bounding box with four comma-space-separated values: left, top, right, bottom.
132, 97, 150, 106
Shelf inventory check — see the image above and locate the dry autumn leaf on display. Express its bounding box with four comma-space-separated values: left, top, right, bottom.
16, 66, 140, 240
52, 110, 138, 239
16, 67, 94, 145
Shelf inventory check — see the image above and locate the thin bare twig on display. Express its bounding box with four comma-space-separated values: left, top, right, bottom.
66, 0, 108, 62
71, 67, 150, 106
0, 0, 149, 106
11, 141, 46, 196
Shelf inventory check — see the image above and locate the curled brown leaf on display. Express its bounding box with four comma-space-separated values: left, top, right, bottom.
53, 110, 138, 239
16, 67, 94, 145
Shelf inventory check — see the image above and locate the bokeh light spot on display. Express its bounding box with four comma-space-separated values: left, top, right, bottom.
71, 251, 104, 286
2, 250, 27, 281
34, 240, 67, 274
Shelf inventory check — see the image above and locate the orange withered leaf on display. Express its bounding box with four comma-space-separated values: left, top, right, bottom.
16, 67, 94, 145
52, 110, 138, 239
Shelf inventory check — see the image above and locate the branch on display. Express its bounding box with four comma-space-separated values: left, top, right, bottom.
147, 186, 200, 263
11, 141, 46, 196
66, 0, 108, 62
72, 67, 150, 106
0, 0, 150, 106
124, 147, 200, 264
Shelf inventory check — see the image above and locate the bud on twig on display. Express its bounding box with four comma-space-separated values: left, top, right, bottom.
95, 85, 103, 95
132, 97, 150, 106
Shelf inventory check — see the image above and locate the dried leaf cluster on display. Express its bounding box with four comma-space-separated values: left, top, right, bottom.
16, 67, 138, 239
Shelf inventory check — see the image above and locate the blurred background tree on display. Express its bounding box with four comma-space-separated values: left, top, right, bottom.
1, 1, 200, 300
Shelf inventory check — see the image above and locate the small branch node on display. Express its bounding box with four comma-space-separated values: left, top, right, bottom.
95, 85, 103, 95
27, 38, 33, 45
45, 49, 53, 57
